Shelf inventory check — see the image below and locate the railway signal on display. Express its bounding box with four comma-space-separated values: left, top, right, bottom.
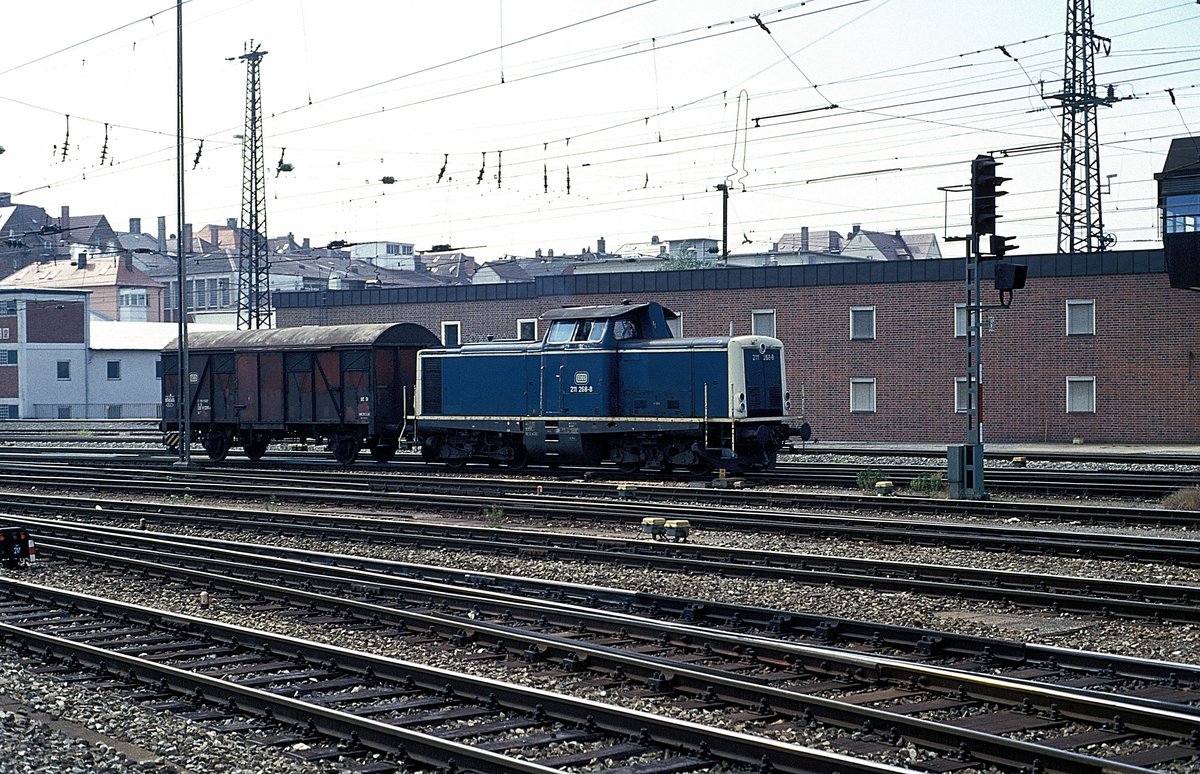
971, 154, 1008, 236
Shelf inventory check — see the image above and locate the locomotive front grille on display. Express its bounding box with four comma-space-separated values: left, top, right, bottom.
421, 358, 443, 414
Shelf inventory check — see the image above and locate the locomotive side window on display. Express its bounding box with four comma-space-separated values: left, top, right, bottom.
547, 321, 575, 344
613, 319, 640, 340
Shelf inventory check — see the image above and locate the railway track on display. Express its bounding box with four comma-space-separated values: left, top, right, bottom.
5, 578, 904, 773
19, 522, 1200, 772
1, 427, 1198, 499
16, 499, 1200, 625
2, 458, 1199, 548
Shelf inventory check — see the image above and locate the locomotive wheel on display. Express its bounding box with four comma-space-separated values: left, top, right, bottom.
331, 436, 361, 465
243, 433, 270, 461
444, 456, 467, 469
203, 430, 231, 462
505, 445, 529, 470
617, 459, 643, 474
369, 442, 397, 463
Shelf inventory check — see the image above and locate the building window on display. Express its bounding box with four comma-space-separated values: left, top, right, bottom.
1066, 299, 1095, 336
57, 405, 72, 419
441, 321, 461, 347
155, 360, 164, 379
105, 404, 122, 419
119, 288, 147, 308
517, 318, 538, 341
107, 361, 121, 380
0, 350, 15, 366
0, 301, 16, 315
954, 377, 972, 412
219, 277, 231, 307
751, 309, 776, 337
1164, 193, 1200, 234
850, 306, 876, 340
1066, 377, 1096, 413
57, 361, 70, 380
0, 405, 18, 420
850, 378, 877, 413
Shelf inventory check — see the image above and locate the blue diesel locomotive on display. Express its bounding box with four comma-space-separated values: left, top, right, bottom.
415, 301, 793, 472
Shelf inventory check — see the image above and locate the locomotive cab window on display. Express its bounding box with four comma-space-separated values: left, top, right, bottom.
574, 319, 605, 342
612, 319, 640, 340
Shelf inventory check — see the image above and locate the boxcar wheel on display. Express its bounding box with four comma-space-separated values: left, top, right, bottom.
243, 433, 270, 461
617, 460, 643, 474
332, 436, 361, 465
203, 430, 231, 462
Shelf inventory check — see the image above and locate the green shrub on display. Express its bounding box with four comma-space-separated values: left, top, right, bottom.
856, 469, 885, 490
910, 472, 945, 495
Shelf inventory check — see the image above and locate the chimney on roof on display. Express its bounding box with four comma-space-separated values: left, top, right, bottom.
651, 235, 660, 245
209, 225, 220, 245
851, 223, 861, 236
76, 252, 87, 269
182, 224, 193, 257
801, 226, 809, 252
895, 229, 902, 238
60, 206, 70, 240
547, 249, 554, 258
597, 237, 606, 255
129, 217, 141, 235
535, 248, 542, 258
0, 193, 10, 207
226, 217, 237, 229
157, 216, 167, 254
302, 237, 310, 250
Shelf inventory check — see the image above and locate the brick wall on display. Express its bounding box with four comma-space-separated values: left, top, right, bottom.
274, 253, 1200, 443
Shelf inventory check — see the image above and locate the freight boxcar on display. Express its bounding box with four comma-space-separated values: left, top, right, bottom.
415, 301, 793, 472
161, 323, 438, 463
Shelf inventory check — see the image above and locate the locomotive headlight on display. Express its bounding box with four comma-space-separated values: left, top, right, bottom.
784, 391, 791, 411
737, 392, 746, 409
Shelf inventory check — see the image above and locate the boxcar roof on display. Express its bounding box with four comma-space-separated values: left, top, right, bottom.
164, 322, 439, 353
540, 301, 676, 321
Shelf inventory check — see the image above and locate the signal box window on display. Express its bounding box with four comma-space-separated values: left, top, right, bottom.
850, 378, 877, 413
1066, 300, 1095, 336
57, 361, 71, 380
751, 309, 776, 337
1066, 377, 1096, 413
107, 361, 121, 380
517, 318, 538, 341
441, 321, 460, 347
850, 306, 876, 340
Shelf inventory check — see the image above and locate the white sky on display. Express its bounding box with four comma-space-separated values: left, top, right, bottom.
1, 0, 1198, 261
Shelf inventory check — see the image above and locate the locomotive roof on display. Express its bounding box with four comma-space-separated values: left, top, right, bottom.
540, 301, 676, 321
164, 322, 439, 352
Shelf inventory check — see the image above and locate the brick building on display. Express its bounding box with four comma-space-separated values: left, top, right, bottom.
272, 248, 1200, 444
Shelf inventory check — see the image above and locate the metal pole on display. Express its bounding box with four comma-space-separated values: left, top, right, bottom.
175, 0, 191, 465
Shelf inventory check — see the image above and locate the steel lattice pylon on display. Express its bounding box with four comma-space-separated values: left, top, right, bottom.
1054, 0, 1118, 254
236, 43, 271, 329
